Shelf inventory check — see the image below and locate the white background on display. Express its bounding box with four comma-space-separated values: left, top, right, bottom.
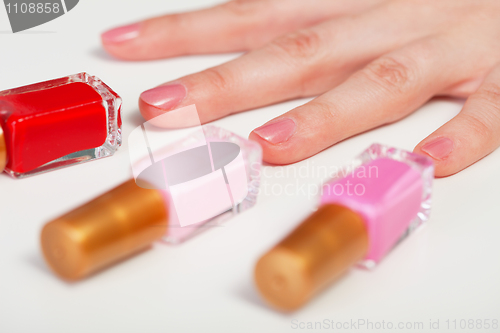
0, 1, 499, 332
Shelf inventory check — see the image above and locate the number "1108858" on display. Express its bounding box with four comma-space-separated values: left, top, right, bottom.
6, 3, 61, 14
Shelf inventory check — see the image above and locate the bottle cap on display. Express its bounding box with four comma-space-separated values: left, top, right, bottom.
0, 125, 6, 172
254, 204, 369, 311
41, 179, 168, 281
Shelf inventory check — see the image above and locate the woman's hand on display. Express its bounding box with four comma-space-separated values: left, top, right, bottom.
102, 0, 500, 177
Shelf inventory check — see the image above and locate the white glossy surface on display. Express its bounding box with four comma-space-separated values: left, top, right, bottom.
1, 1, 499, 332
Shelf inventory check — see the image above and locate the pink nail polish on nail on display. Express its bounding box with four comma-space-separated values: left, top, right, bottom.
421, 137, 454, 160
252, 119, 296, 144
101, 23, 141, 44
140, 84, 187, 111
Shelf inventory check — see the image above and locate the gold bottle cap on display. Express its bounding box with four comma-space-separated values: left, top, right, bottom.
254, 204, 369, 311
0, 125, 6, 172
41, 179, 168, 281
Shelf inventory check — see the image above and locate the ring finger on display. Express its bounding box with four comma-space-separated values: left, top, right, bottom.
249, 36, 478, 164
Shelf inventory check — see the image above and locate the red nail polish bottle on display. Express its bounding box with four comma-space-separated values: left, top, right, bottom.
0, 73, 122, 178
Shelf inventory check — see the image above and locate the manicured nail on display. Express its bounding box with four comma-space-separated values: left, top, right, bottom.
101, 23, 141, 44
421, 137, 454, 160
253, 119, 296, 144
140, 84, 187, 110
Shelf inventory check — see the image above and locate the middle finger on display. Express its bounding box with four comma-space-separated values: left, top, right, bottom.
139, 2, 444, 124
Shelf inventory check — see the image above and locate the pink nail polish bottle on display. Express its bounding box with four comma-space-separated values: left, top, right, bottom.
255, 144, 434, 311
131, 125, 263, 244
41, 125, 262, 281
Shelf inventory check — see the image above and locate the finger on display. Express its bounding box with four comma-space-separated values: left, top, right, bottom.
414, 64, 500, 177
101, 0, 383, 60
249, 37, 473, 164
139, 5, 437, 123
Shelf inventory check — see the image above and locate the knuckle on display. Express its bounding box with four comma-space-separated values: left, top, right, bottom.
364, 57, 416, 93
314, 100, 337, 120
269, 29, 322, 61
164, 13, 182, 26
474, 83, 500, 109
460, 112, 494, 139
466, 83, 500, 135
200, 67, 234, 92
308, 100, 338, 131
222, 0, 265, 16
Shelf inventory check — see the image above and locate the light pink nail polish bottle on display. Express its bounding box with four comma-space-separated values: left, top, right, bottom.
133, 125, 263, 244
255, 144, 434, 311
41, 125, 262, 281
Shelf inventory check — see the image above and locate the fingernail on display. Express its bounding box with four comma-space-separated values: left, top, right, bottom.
253, 119, 296, 144
140, 84, 187, 110
101, 23, 141, 44
421, 137, 454, 160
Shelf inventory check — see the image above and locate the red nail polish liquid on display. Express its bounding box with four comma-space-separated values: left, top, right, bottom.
0, 73, 122, 178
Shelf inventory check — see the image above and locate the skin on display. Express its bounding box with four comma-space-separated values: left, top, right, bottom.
101, 0, 500, 177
